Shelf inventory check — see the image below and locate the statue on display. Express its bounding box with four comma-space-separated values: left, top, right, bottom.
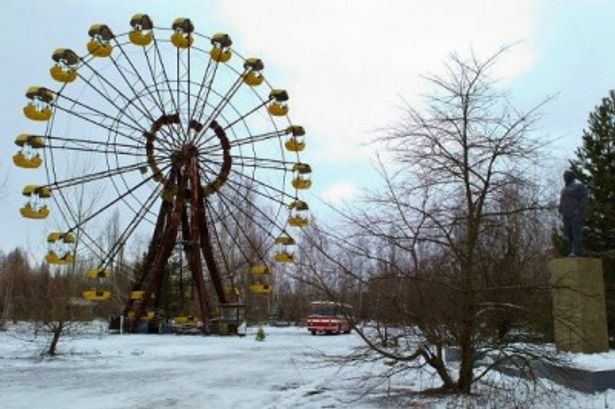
558, 170, 589, 257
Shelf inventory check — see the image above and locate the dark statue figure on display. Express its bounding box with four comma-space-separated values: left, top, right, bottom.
559, 170, 589, 257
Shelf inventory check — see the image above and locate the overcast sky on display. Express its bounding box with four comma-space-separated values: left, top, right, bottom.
2, 0, 615, 257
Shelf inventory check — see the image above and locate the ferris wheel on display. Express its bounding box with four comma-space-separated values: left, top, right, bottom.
13, 14, 311, 329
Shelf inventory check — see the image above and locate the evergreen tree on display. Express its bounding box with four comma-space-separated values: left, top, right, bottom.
570, 90, 615, 342
570, 90, 615, 253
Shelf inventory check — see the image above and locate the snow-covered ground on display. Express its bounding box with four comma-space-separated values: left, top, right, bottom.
560, 350, 615, 371
0, 323, 614, 408
0, 324, 391, 409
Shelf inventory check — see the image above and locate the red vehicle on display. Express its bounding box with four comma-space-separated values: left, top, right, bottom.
306, 301, 352, 335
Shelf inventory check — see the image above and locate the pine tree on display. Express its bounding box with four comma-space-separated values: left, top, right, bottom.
570, 90, 615, 253
569, 90, 615, 343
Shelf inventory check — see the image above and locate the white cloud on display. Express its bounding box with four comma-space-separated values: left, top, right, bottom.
219, 0, 539, 165
321, 181, 358, 204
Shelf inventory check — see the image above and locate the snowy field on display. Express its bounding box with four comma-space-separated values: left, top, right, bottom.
0, 323, 614, 409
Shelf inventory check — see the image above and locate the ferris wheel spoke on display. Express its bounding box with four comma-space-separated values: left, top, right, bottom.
67, 162, 171, 232
200, 129, 286, 153
175, 48, 185, 141
203, 200, 248, 274
232, 163, 287, 172
106, 55, 167, 125
193, 59, 221, 128
47, 158, 167, 190
53, 96, 144, 136
197, 100, 270, 148
223, 176, 287, 208
142, 46, 170, 115
112, 39, 167, 114
50, 104, 144, 146
98, 183, 163, 269
207, 188, 271, 265
198, 159, 287, 212
224, 99, 272, 131
151, 35, 182, 126
193, 75, 246, 147
47, 144, 148, 157
77, 60, 162, 131
191, 57, 213, 123
228, 155, 294, 166
230, 154, 294, 169
48, 199, 135, 275
204, 154, 289, 171
78, 61, 142, 119
228, 131, 286, 149
81, 53, 179, 154
186, 48, 192, 140
46, 135, 144, 152
215, 181, 289, 242
227, 167, 296, 201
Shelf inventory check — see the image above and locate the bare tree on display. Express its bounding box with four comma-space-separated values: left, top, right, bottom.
32, 158, 103, 355
300, 49, 556, 395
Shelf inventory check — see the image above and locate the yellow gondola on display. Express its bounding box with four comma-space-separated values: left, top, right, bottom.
45, 250, 74, 265
85, 268, 111, 279
268, 89, 289, 117
274, 251, 294, 263
249, 282, 272, 294
130, 291, 144, 300
20, 204, 49, 219
87, 24, 114, 57
130, 290, 145, 300
83, 289, 112, 301
47, 231, 75, 244
243, 58, 264, 86
22, 185, 51, 197
50, 66, 77, 83
274, 235, 295, 246
129, 14, 154, 46
23, 87, 54, 121
292, 163, 312, 190
250, 264, 270, 274
210, 33, 232, 62
13, 152, 42, 169
174, 315, 198, 325
171, 18, 194, 48
25, 87, 54, 103
288, 200, 310, 228
292, 178, 312, 190
15, 134, 45, 149
47, 232, 62, 242
274, 233, 295, 263
20, 185, 51, 219
127, 310, 156, 320
285, 125, 306, 152
225, 286, 241, 296
50, 48, 79, 83
288, 216, 309, 228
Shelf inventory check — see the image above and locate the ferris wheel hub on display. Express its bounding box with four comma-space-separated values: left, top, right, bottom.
171, 143, 200, 166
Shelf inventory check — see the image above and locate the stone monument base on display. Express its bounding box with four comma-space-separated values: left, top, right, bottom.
549, 257, 609, 353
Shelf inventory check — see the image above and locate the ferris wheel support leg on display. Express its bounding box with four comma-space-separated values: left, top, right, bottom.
182, 204, 212, 332
122, 197, 173, 318
131, 171, 186, 331
179, 208, 192, 310
196, 187, 228, 305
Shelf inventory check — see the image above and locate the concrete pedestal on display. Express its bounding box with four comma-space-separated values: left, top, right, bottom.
549, 258, 609, 353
